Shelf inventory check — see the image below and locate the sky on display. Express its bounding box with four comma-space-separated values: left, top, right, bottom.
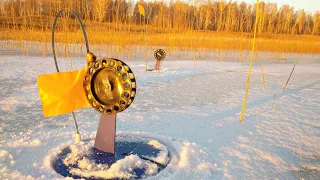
141, 0, 320, 14
239, 0, 320, 13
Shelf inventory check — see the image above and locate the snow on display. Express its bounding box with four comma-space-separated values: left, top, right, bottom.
69, 154, 158, 179
0, 150, 15, 166
0, 52, 319, 179
144, 140, 169, 165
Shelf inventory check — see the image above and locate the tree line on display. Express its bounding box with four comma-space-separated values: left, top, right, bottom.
0, 0, 319, 35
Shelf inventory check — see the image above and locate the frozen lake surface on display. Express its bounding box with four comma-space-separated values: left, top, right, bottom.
0, 55, 319, 179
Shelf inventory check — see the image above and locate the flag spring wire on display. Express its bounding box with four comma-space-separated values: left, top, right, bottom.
52, 9, 90, 134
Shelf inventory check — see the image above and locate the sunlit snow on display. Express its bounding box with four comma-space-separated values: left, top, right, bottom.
0, 53, 319, 179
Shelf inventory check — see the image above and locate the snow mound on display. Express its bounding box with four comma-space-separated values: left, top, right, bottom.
70, 154, 158, 179
0, 150, 15, 166
116, 132, 219, 179
40, 132, 218, 179
60, 140, 160, 179
143, 140, 169, 165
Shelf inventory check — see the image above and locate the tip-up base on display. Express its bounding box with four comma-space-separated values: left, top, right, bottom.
53, 135, 170, 180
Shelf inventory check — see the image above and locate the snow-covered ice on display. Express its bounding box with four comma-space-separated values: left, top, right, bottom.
0, 54, 319, 179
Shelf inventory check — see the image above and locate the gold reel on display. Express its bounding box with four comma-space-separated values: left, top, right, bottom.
154, 49, 166, 61
83, 57, 136, 114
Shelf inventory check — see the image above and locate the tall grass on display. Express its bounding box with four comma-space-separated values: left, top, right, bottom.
1, 27, 319, 57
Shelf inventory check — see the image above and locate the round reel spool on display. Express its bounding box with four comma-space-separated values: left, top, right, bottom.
154, 49, 166, 61
84, 58, 136, 114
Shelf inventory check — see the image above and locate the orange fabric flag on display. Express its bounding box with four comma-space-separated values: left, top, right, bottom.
138, 4, 145, 16
38, 68, 90, 117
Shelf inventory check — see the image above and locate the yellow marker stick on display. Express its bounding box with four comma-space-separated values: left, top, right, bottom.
274, 94, 276, 112
240, 0, 260, 123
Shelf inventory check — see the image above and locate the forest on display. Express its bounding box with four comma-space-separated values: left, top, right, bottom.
0, 0, 319, 56
0, 0, 319, 35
